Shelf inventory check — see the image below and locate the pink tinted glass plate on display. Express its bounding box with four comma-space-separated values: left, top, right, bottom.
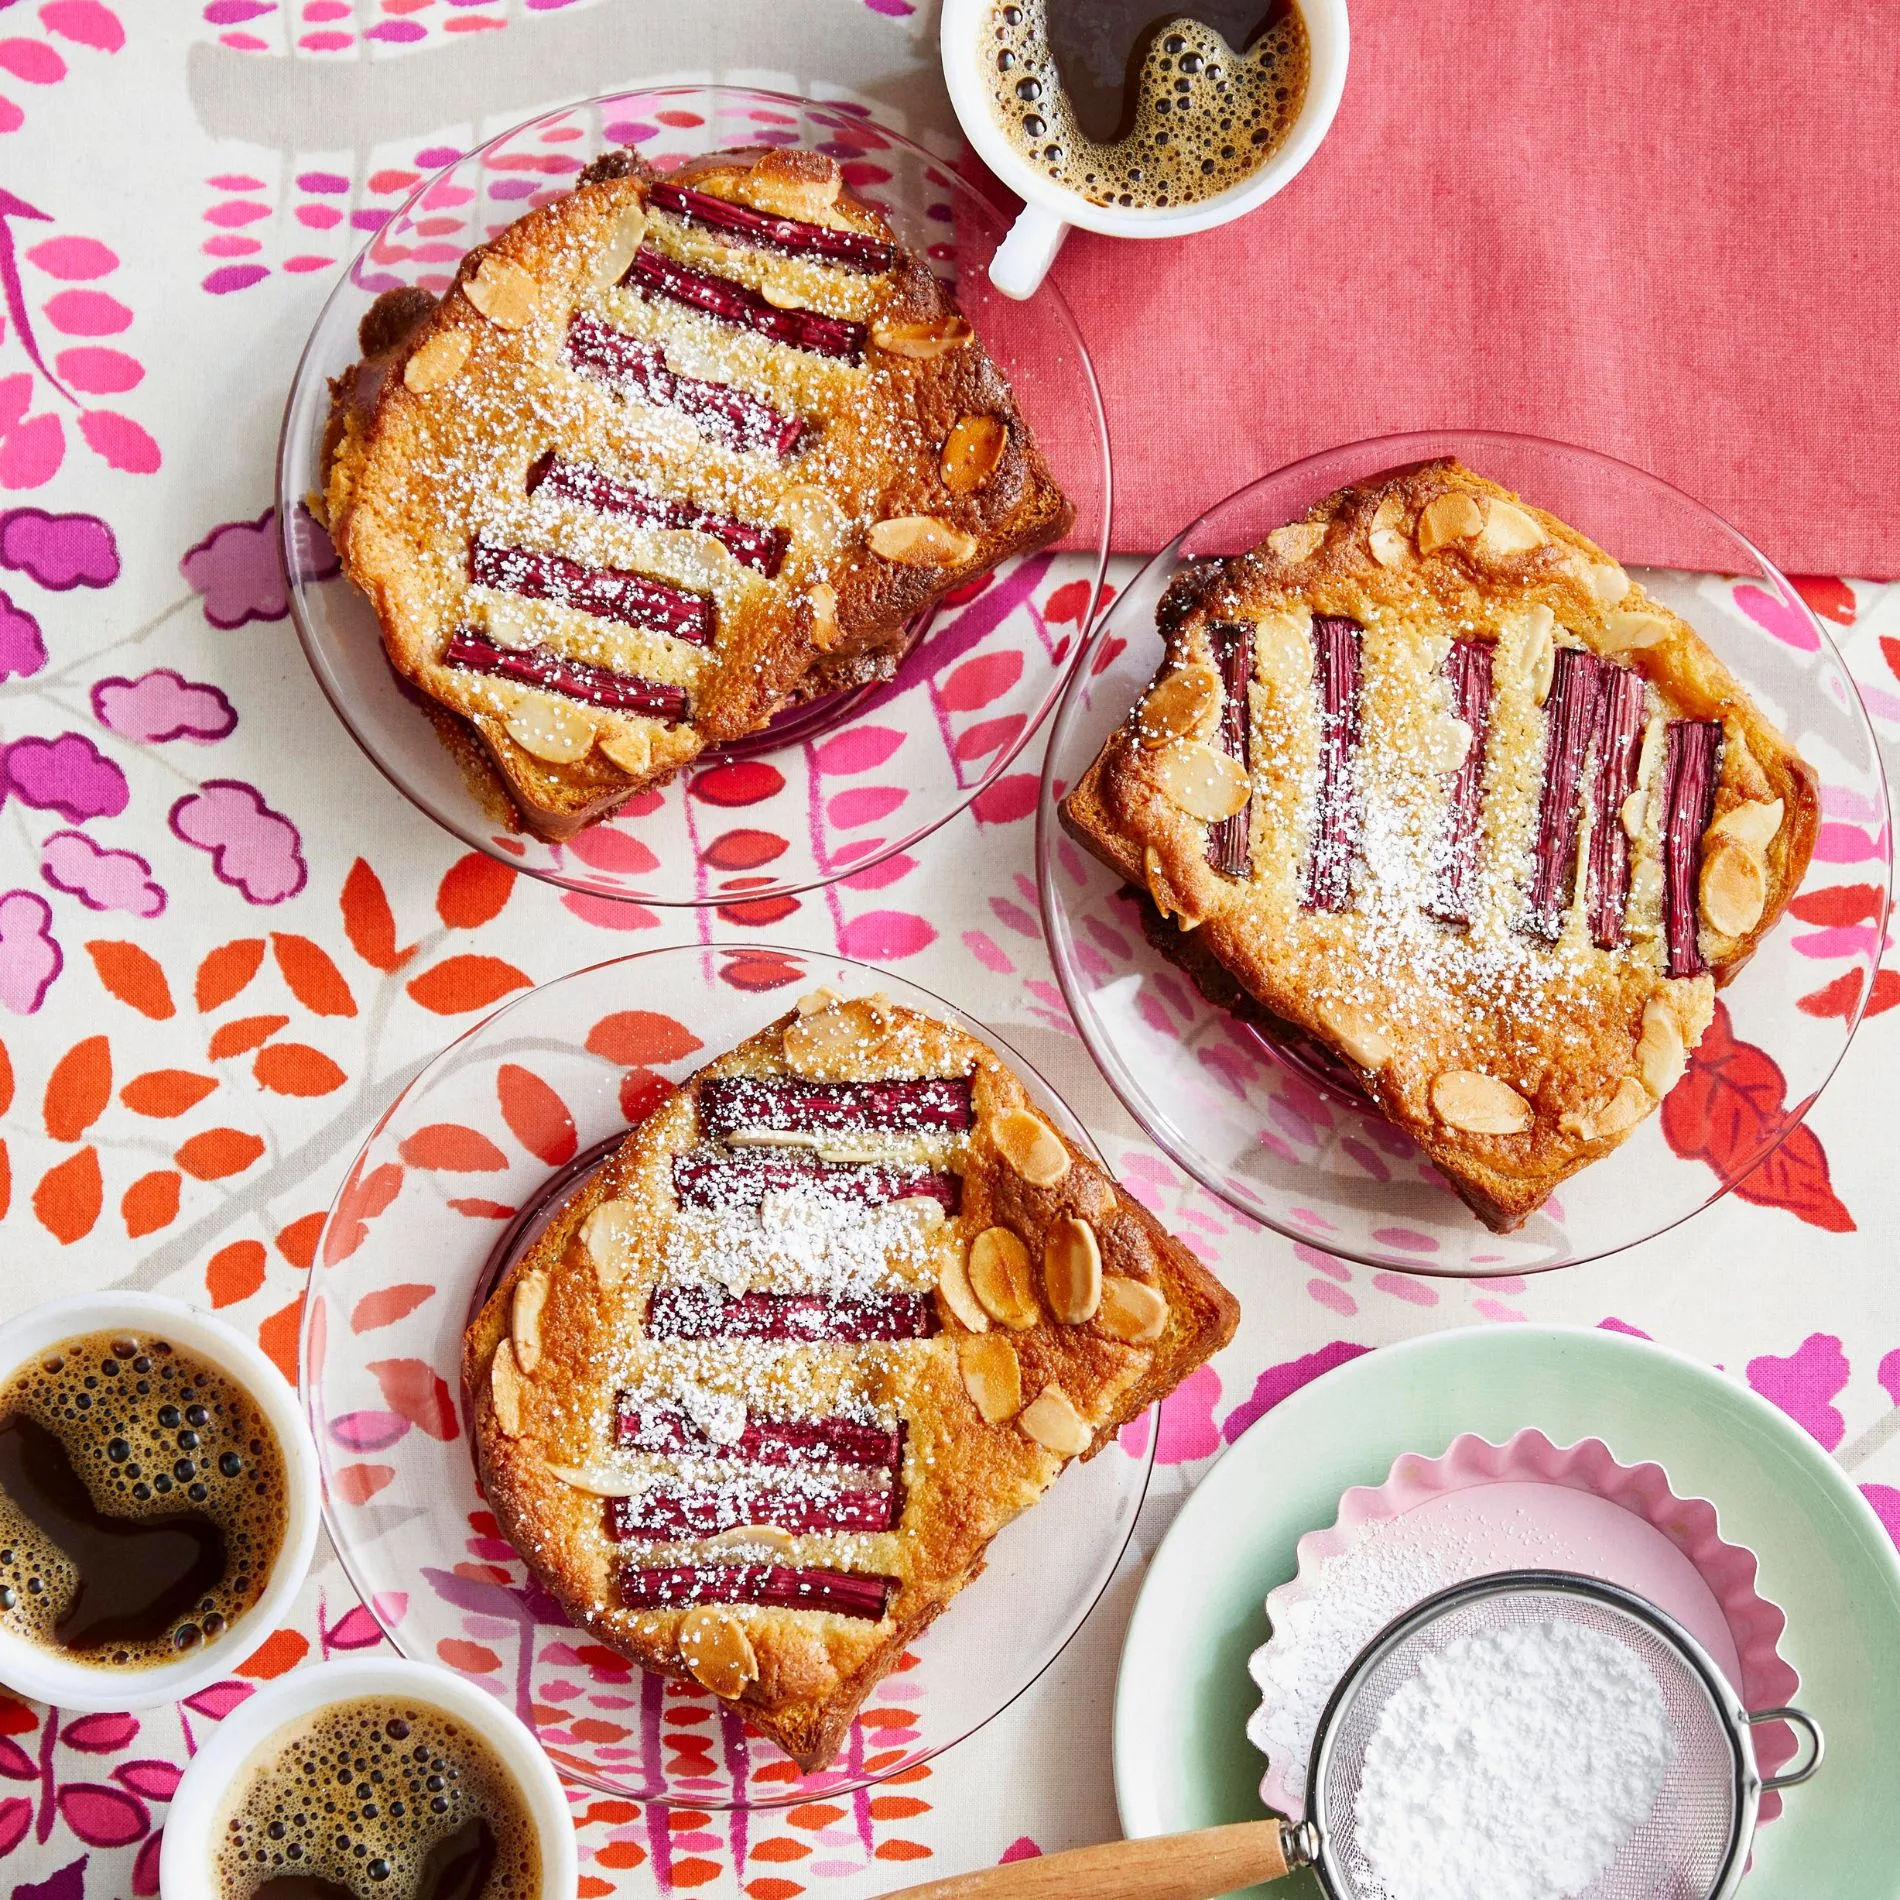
1037, 431, 1889, 1276
279, 86, 1110, 907
301, 945, 1152, 1808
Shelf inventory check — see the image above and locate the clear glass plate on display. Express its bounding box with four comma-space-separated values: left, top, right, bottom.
301, 945, 1152, 1807
277, 85, 1110, 907
1036, 431, 1890, 1276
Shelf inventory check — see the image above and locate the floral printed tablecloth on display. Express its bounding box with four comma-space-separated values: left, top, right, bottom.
1, 2, 1896, 1895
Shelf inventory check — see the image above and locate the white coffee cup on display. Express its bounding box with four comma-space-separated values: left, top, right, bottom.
0, 1289, 319, 1712
941, 0, 1350, 298
160, 1656, 579, 1900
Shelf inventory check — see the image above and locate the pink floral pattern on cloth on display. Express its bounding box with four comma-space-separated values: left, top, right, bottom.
0, 8, 1891, 1895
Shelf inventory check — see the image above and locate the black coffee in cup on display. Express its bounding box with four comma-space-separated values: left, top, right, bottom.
986, 1, 1309, 210
0, 1330, 288, 1666
216, 1698, 541, 1900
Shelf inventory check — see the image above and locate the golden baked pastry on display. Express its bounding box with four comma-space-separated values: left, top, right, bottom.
462, 992, 1239, 1771
1060, 459, 1819, 1231
321, 145, 1073, 839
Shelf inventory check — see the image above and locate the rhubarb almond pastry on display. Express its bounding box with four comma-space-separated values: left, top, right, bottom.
1060, 458, 1819, 1231
462, 992, 1238, 1772
320, 145, 1074, 839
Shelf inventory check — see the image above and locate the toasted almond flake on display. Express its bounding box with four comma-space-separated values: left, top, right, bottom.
1317, 996, 1392, 1070
806, 582, 841, 652
1599, 610, 1673, 653
462, 254, 539, 330
724, 1127, 828, 1152
867, 515, 979, 567
402, 327, 472, 394
1268, 521, 1326, 564
1143, 844, 1202, 930
1576, 556, 1631, 606
1097, 1275, 1168, 1343
681, 1381, 746, 1445
1476, 497, 1547, 557
1417, 491, 1485, 555
706, 1524, 796, 1555
758, 275, 808, 310
1700, 839, 1767, 938
781, 1006, 862, 1075
940, 414, 1008, 496
958, 1332, 1023, 1422
1153, 740, 1250, 822
1711, 798, 1784, 855
1629, 856, 1664, 921
1563, 1075, 1650, 1141
1432, 1069, 1534, 1136
1637, 999, 1687, 1097
599, 724, 653, 778
1621, 789, 1649, 840
815, 1140, 893, 1165
1423, 712, 1473, 774
1369, 493, 1410, 568
938, 1241, 990, 1333
489, 1340, 523, 1438
894, 1194, 945, 1231
1635, 715, 1668, 791
510, 1268, 549, 1377
796, 986, 842, 1015
1042, 1216, 1103, 1324
1136, 665, 1221, 748
679, 1606, 758, 1699
506, 694, 596, 763
545, 1463, 641, 1497
968, 1225, 1039, 1329
870, 315, 973, 359
581, 1199, 639, 1289
730, 151, 844, 220
588, 204, 648, 291
1019, 1386, 1092, 1458
1506, 604, 1556, 698
991, 1107, 1070, 1187
482, 598, 540, 652
1254, 607, 1315, 689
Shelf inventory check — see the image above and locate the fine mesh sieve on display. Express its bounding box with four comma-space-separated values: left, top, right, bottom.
1299, 1570, 1823, 1900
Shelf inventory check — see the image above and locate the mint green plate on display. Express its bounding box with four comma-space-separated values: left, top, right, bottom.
1113, 1325, 1900, 1899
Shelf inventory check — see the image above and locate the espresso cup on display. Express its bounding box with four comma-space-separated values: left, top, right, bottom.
941, 0, 1350, 297
0, 1289, 319, 1712
160, 1657, 579, 1900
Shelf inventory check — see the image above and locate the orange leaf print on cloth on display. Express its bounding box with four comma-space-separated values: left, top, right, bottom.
208, 1013, 288, 1059
367, 1358, 457, 1440
275, 1212, 325, 1267
341, 858, 415, 972
43, 1034, 110, 1139
1662, 1002, 1854, 1231
258, 1294, 304, 1385
120, 1068, 216, 1117
585, 1010, 703, 1066
194, 937, 265, 1011
0, 1040, 12, 1115
121, 1168, 180, 1237
351, 1284, 434, 1332
206, 1239, 267, 1308
85, 939, 175, 1017
253, 1043, 347, 1096
237, 1627, 309, 1679
620, 1069, 676, 1123
176, 1126, 266, 1180
322, 1159, 403, 1264
437, 852, 516, 928
333, 1463, 394, 1505
271, 933, 357, 1017
399, 1124, 508, 1171
407, 955, 532, 1014
497, 1064, 577, 1166
33, 1146, 101, 1242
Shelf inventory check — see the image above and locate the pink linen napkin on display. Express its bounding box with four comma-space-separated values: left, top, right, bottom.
962, 0, 1900, 577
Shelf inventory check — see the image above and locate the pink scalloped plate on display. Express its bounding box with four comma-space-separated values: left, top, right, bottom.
1246, 1428, 1801, 1824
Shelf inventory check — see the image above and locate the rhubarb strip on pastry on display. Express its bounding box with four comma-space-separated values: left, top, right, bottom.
443, 627, 688, 720
1524, 645, 1612, 937
624, 248, 867, 363
1427, 636, 1495, 925
606, 1477, 897, 1542
1205, 621, 1254, 879
697, 1075, 975, 1139
617, 1402, 904, 1473
1660, 719, 1723, 976
527, 450, 787, 576
564, 313, 810, 458
645, 1287, 939, 1343
468, 538, 714, 645
671, 1148, 961, 1213
1301, 614, 1365, 912
1586, 667, 1649, 949
645, 181, 895, 274
618, 1562, 893, 1619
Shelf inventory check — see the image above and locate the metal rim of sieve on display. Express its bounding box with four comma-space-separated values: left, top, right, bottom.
1293, 1569, 1824, 1900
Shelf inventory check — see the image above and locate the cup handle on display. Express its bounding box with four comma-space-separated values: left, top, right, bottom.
988, 202, 1070, 300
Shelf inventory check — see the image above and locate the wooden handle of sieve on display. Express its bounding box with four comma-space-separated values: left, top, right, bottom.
871, 1819, 1301, 1900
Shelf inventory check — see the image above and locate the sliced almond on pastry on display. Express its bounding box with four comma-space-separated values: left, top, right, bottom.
991, 1107, 1071, 1186
1637, 999, 1687, 1098
1416, 491, 1485, 555
1143, 845, 1203, 930
806, 582, 841, 651
510, 1268, 550, 1377
870, 316, 973, 359
402, 328, 473, 394
1700, 839, 1767, 938
1475, 498, 1546, 558
1317, 996, 1392, 1070
706, 1523, 796, 1556
1042, 1216, 1103, 1324
506, 695, 596, 763
1711, 798, 1784, 855
679, 1606, 758, 1699
968, 1226, 1039, 1330
1432, 1069, 1534, 1136
580, 1199, 639, 1289
1268, 521, 1326, 564
1573, 555, 1631, 606
730, 150, 844, 221
940, 414, 1008, 496
782, 1005, 865, 1074
1096, 1274, 1168, 1343
489, 1340, 524, 1438
868, 515, 979, 566
937, 1241, 990, 1333
1598, 609, 1673, 653
1423, 712, 1473, 774
1560, 1074, 1651, 1142
587, 205, 648, 291
958, 1333, 1023, 1423
1019, 1386, 1092, 1458
1368, 492, 1410, 568
1153, 740, 1250, 821
599, 723, 653, 778
463, 254, 540, 330
1137, 665, 1221, 748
